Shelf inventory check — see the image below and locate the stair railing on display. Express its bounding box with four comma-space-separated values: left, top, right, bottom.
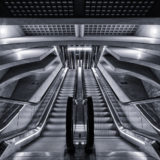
66, 97, 75, 153
85, 97, 94, 152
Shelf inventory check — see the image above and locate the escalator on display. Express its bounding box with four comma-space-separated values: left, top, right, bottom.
8, 69, 76, 160
84, 69, 118, 137
42, 69, 76, 137
2, 68, 159, 160
84, 69, 156, 160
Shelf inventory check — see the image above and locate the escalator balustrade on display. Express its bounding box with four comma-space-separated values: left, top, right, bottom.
84, 69, 119, 137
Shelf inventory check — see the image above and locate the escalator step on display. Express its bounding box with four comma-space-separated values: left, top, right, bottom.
94, 107, 108, 112
53, 108, 66, 112
48, 118, 65, 123
42, 131, 65, 137
86, 93, 101, 96
94, 117, 113, 123
94, 130, 119, 136
45, 124, 65, 130
93, 102, 106, 106
59, 93, 73, 96
57, 96, 71, 100
94, 112, 110, 116
54, 104, 66, 108
92, 99, 105, 103
95, 123, 116, 130
56, 99, 68, 103
50, 112, 66, 117
59, 91, 74, 94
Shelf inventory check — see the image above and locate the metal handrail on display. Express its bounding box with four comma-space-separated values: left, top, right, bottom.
66, 97, 75, 153
119, 96, 160, 106
85, 97, 94, 153
98, 63, 160, 135
0, 68, 68, 160
92, 68, 160, 160
136, 104, 160, 133
0, 104, 23, 132
0, 66, 63, 135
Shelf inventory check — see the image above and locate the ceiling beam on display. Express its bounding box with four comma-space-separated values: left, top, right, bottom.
1, 18, 160, 25
1, 40, 160, 52
1, 36, 160, 45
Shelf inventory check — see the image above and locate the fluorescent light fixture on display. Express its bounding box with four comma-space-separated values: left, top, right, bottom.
149, 26, 159, 37
67, 47, 92, 52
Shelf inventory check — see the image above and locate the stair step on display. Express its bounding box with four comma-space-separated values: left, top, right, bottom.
53, 108, 66, 112
95, 123, 116, 130
50, 112, 66, 117
48, 118, 65, 123
54, 104, 66, 108
93, 103, 106, 107
94, 130, 119, 136
57, 97, 69, 100
94, 117, 113, 123
56, 99, 68, 103
45, 124, 65, 130
94, 107, 108, 112
94, 112, 110, 116
42, 131, 65, 137
58, 93, 72, 96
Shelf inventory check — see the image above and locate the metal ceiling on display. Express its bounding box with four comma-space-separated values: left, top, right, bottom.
21, 24, 139, 36
0, 0, 159, 18
21, 24, 75, 36
84, 24, 138, 36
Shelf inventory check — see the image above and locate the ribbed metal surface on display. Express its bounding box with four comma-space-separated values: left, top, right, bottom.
42, 70, 76, 137
1, 0, 159, 17
84, 24, 138, 36
4, 0, 74, 17
21, 24, 75, 36
85, 0, 156, 17
84, 69, 119, 137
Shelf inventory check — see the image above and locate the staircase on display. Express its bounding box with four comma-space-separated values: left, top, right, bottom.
84, 69, 119, 137
42, 69, 76, 137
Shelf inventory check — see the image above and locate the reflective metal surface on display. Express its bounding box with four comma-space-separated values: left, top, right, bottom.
0, 47, 54, 70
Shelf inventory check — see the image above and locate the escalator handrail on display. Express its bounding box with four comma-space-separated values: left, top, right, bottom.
92, 68, 160, 158
0, 68, 68, 160
66, 97, 75, 152
0, 104, 23, 132
0, 64, 63, 134
98, 63, 160, 135
85, 97, 94, 152
136, 104, 160, 133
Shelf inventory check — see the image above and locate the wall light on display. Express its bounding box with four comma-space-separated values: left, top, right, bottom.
0, 25, 9, 38
67, 47, 92, 52
137, 25, 160, 39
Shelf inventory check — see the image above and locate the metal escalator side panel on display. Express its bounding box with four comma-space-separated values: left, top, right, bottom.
66, 97, 75, 153
92, 67, 160, 160
83, 69, 119, 137
85, 97, 94, 153
0, 68, 68, 160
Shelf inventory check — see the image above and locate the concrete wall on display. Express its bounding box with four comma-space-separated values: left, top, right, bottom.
0, 81, 18, 98
142, 69, 160, 117
1, 103, 39, 134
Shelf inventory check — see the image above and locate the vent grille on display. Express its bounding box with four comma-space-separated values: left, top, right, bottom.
84, 24, 138, 36
4, 0, 74, 17
21, 24, 75, 36
85, 0, 156, 17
